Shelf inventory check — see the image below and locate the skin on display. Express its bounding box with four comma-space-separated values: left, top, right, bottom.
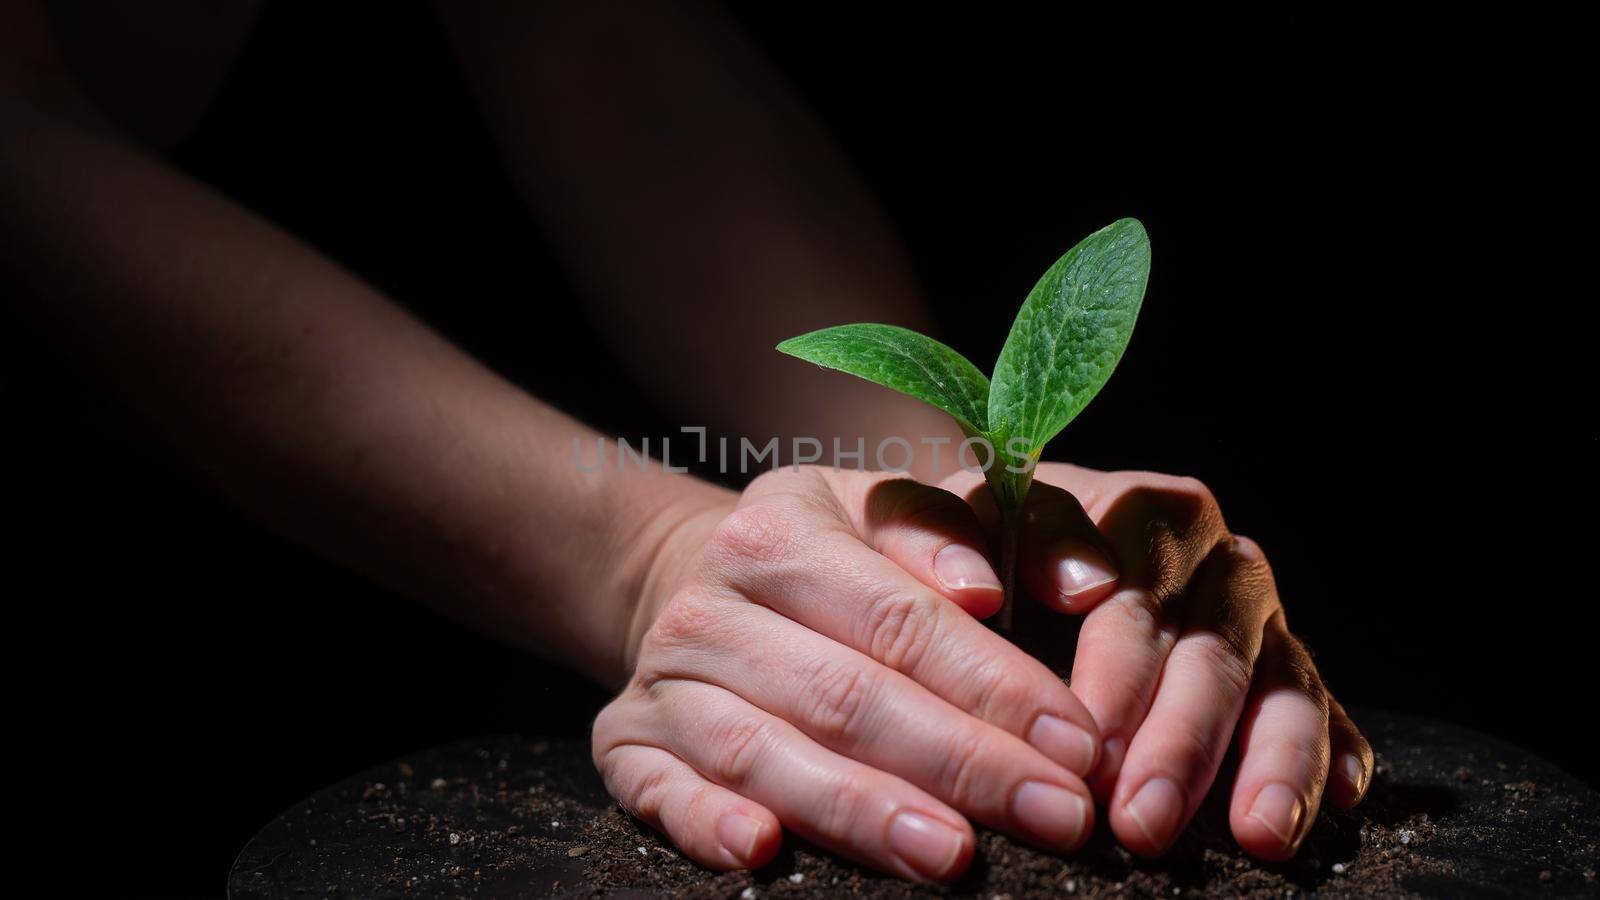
942, 465, 1373, 861
1, 0, 1370, 881
596, 463, 1373, 877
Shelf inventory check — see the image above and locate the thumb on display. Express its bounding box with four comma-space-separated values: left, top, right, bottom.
942, 472, 1121, 615
1017, 481, 1121, 613
828, 471, 1006, 620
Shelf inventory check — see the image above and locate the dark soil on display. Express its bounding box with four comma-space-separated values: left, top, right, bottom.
229, 711, 1600, 899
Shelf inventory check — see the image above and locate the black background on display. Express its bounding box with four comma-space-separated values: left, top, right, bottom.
6, 5, 1589, 897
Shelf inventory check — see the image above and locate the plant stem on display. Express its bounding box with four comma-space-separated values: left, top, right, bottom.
997, 504, 1020, 631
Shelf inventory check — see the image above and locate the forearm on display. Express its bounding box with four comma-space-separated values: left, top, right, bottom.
436, 1, 965, 477
0, 99, 727, 683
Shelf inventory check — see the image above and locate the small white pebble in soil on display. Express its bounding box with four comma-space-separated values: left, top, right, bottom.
448, 833, 461, 846
550, 820, 560, 828
1065, 880, 1076, 894
1399, 829, 1415, 845
1332, 862, 1348, 874
788, 873, 804, 884
740, 888, 757, 900
637, 846, 648, 856
430, 778, 448, 789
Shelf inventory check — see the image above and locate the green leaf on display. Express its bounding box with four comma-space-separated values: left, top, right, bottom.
987, 217, 1150, 456
777, 324, 991, 434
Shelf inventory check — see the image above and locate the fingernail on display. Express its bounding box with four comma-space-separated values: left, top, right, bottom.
888, 810, 966, 880
716, 811, 765, 863
1011, 780, 1089, 850
1124, 776, 1184, 851
1337, 753, 1366, 796
933, 543, 1002, 592
1052, 539, 1117, 600
1028, 714, 1098, 775
1248, 782, 1306, 848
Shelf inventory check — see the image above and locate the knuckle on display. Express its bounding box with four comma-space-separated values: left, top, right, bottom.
1120, 472, 1223, 533
746, 466, 832, 504
1292, 732, 1332, 773
1229, 534, 1268, 565
1169, 715, 1225, 774
624, 758, 675, 820
1171, 475, 1217, 508
1103, 592, 1170, 640
706, 502, 800, 567
872, 479, 968, 528
808, 776, 864, 839
1267, 611, 1331, 688
1272, 633, 1330, 710
860, 590, 942, 673
933, 725, 989, 806
590, 703, 626, 766
1329, 700, 1365, 743
1224, 535, 1277, 596
676, 779, 721, 833
1187, 632, 1256, 697
972, 662, 1036, 725
1022, 484, 1091, 526
1253, 727, 1331, 780
703, 710, 772, 787
1118, 480, 1227, 602
1123, 472, 1218, 517
645, 591, 725, 654
798, 658, 879, 745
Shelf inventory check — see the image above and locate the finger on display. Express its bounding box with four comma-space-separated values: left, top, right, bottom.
939, 471, 1120, 613
1069, 476, 1232, 796
1228, 610, 1331, 861
597, 678, 976, 882
1017, 481, 1121, 613
595, 742, 782, 870
1325, 698, 1373, 809
1108, 537, 1278, 856
639, 597, 1094, 850
700, 505, 1100, 776
825, 472, 1004, 619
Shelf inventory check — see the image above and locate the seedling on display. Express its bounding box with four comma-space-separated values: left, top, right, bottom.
778, 218, 1151, 629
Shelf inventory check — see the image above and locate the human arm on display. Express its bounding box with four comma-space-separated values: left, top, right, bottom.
0, 77, 723, 683
433, 0, 966, 478
1, 23, 1108, 880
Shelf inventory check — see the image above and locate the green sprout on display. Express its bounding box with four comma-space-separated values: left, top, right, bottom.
778, 218, 1151, 629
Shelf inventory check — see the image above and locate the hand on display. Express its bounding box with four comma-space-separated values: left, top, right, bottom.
942, 462, 1373, 860
593, 467, 1103, 881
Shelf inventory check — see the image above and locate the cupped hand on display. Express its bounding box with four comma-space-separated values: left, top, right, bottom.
593, 467, 1103, 881
943, 462, 1374, 861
